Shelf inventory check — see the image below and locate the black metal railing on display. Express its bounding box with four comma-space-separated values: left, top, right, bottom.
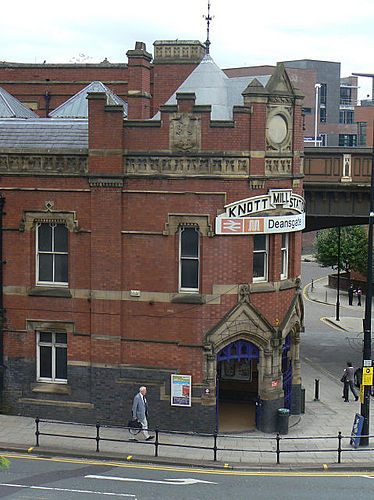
34, 418, 374, 464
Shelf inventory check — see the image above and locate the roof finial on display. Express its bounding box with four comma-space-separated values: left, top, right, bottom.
203, 1, 213, 54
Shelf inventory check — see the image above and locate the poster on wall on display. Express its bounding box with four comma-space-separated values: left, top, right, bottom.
171, 374, 191, 407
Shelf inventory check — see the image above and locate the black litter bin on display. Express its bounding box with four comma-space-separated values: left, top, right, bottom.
277, 408, 290, 434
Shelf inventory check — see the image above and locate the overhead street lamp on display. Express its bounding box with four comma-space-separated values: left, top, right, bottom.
314, 83, 322, 147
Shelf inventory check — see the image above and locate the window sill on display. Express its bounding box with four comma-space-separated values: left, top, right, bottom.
279, 279, 297, 290
250, 282, 275, 293
28, 287, 72, 298
171, 293, 205, 304
31, 382, 71, 395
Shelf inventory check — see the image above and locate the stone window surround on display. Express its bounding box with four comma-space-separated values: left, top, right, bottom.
27, 320, 74, 394
21, 210, 79, 296
21, 210, 79, 233
164, 214, 213, 304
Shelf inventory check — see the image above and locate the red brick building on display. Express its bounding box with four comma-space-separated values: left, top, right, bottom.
0, 40, 305, 433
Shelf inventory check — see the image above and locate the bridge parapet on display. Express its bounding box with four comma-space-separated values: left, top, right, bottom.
304, 146, 371, 184
304, 147, 373, 231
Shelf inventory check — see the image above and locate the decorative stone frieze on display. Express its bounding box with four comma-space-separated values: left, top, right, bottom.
153, 40, 206, 63
89, 177, 124, 188
265, 158, 292, 174
248, 180, 265, 190
0, 154, 87, 174
268, 96, 294, 105
124, 156, 250, 176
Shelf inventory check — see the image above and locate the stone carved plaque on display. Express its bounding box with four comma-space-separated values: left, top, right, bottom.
169, 113, 201, 152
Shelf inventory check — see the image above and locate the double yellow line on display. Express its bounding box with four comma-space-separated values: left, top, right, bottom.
2, 452, 374, 478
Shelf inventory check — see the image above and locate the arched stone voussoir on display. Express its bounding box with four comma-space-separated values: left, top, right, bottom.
204, 300, 275, 353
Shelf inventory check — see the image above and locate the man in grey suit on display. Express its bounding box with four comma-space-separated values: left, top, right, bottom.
132, 386, 154, 440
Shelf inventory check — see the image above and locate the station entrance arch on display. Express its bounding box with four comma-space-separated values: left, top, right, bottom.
216, 339, 259, 432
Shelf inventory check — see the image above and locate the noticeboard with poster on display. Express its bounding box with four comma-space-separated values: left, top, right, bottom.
171, 374, 191, 407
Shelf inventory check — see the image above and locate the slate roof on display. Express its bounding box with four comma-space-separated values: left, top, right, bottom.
49, 81, 128, 119
155, 54, 271, 120
0, 87, 39, 119
0, 119, 88, 150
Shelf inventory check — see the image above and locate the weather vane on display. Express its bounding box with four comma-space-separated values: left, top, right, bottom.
203, 1, 213, 54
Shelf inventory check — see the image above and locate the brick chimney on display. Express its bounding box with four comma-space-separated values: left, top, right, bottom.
87, 92, 124, 174
126, 41, 152, 119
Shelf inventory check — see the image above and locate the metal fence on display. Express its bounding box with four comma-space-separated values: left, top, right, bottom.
34, 418, 374, 464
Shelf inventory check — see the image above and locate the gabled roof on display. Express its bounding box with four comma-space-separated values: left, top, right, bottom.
156, 54, 271, 120
0, 87, 39, 119
49, 81, 128, 119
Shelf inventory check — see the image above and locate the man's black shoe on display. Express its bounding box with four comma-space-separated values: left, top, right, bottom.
355, 396, 359, 401
146, 435, 154, 441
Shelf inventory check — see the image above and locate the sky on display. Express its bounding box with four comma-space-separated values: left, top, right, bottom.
1, 0, 374, 99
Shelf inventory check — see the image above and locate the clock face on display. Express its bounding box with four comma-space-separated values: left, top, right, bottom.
267, 114, 288, 144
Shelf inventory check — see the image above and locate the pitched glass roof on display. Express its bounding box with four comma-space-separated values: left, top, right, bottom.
49, 81, 128, 119
0, 87, 39, 119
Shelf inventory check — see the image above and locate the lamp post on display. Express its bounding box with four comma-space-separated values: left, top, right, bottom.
314, 83, 321, 147
0, 195, 5, 411
360, 128, 374, 446
336, 226, 341, 321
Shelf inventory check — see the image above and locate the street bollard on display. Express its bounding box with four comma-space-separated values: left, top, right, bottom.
314, 378, 320, 401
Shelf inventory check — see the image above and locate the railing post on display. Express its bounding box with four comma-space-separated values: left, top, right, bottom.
337, 431, 342, 464
276, 433, 281, 464
35, 417, 40, 447
213, 432, 218, 461
155, 428, 159, 457
314, 378, 320, 401
96, 422, 100, 453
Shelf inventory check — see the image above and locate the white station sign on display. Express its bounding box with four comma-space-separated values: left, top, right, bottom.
215, 189, 305, 235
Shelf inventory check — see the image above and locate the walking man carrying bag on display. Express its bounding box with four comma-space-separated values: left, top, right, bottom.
132, 386, 154, 441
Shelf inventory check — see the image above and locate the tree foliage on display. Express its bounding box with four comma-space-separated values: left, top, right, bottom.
0, 456, 10, 469
313, 226, 368, 274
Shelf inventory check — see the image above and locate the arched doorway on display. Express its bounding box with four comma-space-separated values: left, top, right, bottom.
216, 340, 259, 432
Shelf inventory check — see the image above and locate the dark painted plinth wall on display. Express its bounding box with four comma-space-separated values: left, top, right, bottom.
4, 359, 302, 434
3, 359, 216, 433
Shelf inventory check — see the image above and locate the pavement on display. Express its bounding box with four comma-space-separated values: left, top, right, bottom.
1, 263, 374, 469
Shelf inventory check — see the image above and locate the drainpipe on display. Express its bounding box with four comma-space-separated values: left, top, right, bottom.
314, 83, 321, 147
0, 195, 5, 411
44, 91, 51, 117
